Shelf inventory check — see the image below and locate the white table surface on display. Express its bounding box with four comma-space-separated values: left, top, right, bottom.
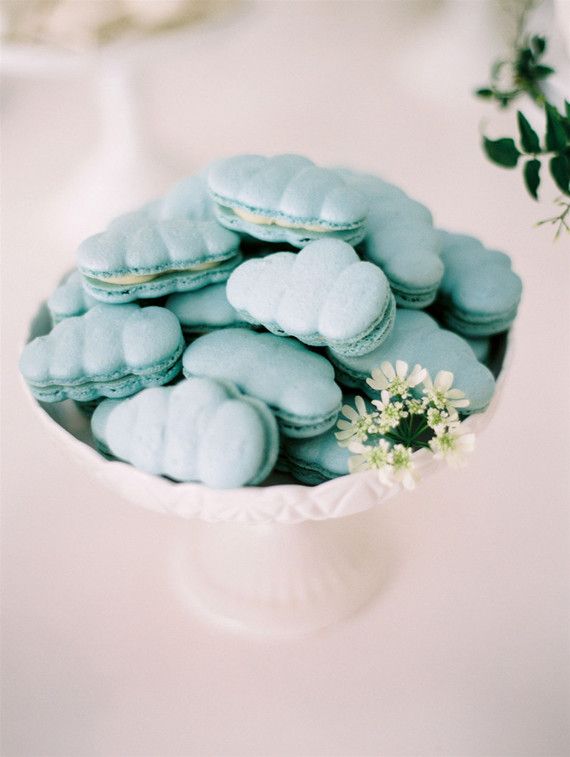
2, 2, 570, 755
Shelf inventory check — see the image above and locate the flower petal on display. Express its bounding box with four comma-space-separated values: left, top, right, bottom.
408, 364, 426, 387
348, 441, 368, 454
381, 361, 395, 380
396, 360, 409, 378
341, 404, 359, 421
446, 388, 465, 399
451, 398, 470, 409
355, 395, 367, 415
335, 429, 356, 440
435, 370, 454, 392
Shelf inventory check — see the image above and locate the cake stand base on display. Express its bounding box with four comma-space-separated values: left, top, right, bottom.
170, 506, 390, 637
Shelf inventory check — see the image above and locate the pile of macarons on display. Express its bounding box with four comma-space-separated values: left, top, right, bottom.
20, 154, 522, 489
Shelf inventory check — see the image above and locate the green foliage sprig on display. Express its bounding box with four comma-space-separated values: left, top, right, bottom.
475, 33, 554, 108
476, 31, 570, 238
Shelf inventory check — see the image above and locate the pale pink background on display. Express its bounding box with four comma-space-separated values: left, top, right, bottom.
2, 2, 570, 756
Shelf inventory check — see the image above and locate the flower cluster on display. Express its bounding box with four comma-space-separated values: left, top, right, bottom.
336, 361, 475, 489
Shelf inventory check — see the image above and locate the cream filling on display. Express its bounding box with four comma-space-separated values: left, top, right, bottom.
232, 207, 329, 233
92, 260, 222, 285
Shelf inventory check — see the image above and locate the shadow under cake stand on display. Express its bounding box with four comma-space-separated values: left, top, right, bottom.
24, 302, 512, 637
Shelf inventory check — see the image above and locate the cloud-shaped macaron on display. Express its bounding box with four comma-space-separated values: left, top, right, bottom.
207, 154, 368, 247
147, 174, 215, 222
435, 231, 522, 337
226, 239, 396, 356
282, 420, 350, 486
182, 327, 342, 438
20, 304, 184, 403
107, 174, 215, 233
91, 378, 279, 488
47, 270, 98, 324
329, 309, 496, 414
343, 172, 444, 308
77, 218, 242, 303
165, 282, 249, 335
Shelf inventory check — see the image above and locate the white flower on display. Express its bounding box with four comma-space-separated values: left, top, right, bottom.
406, 396, 427, 415
390, 444, 421, 490
335, 396, 378, 447
426, 405, 458, 434
367, 360, 426, 398
429, 422, 476, 468
423, 370, 469, 411
372, 390, 408, 433
348, 439, 394, 485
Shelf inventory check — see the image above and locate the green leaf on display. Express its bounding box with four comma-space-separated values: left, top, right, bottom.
566, 100, 570, 121
523, 159, 541, 199
476, 87, 494, 99
550, 155, 570, 195
531, 35, 546, 56
518, 47, 534, 69
517, 111, 540, 153
545, 103, 568, 151
533, 64, 555, 79
483, 137, 521, 168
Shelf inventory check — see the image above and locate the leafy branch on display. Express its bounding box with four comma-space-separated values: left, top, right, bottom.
475, 28, 570, 238
475, 33, 554, 108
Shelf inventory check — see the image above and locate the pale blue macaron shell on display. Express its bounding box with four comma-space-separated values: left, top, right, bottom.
20, 303, 184, 402
226, 239, 395, 356
91, 377, 279, 488
436, 231, 522, 336
207, 154, 368, 247
182, 327, 342, 438
77, 219, 242, 303
283, 427, 351, 485
165, 282, 249, 334
283, 393, 381, 485
342, 171, 443, 308
47, 270, 99, 324
465, 335, 492, 364
111, 174, 215, 228
329, 309, 496, 414
149, 174, 215, 222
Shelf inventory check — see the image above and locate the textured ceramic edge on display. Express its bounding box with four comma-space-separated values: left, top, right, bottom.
23, 300, 513, 525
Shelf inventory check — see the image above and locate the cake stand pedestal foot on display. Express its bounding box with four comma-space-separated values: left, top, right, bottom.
170, 506, 390, 637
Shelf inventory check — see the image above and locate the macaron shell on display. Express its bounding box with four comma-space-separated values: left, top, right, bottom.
208, 154, 367, 229
20, 304, 184, 401
329, 309, 496, 414
91, 377, 278, 487
182, 327, 342, 437
77, 219, 240, 279
226, 239, 394, 353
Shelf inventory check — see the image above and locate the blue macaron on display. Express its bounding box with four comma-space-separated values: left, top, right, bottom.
165, 282, 250, 336
434, 231, 522, 337
328, 309, 496, 414
207, 154, 368, 247
20, 303, 184, 403
226, 238, 395, 356
47, 270, 98, 325
182, 327, 342, 438
77, 218, 242, 304
282, 423, 351, 485
342, 171, 444, 308
91, 377, 279, 488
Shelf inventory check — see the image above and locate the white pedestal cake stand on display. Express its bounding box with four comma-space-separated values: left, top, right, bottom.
24, 302, 512, 637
